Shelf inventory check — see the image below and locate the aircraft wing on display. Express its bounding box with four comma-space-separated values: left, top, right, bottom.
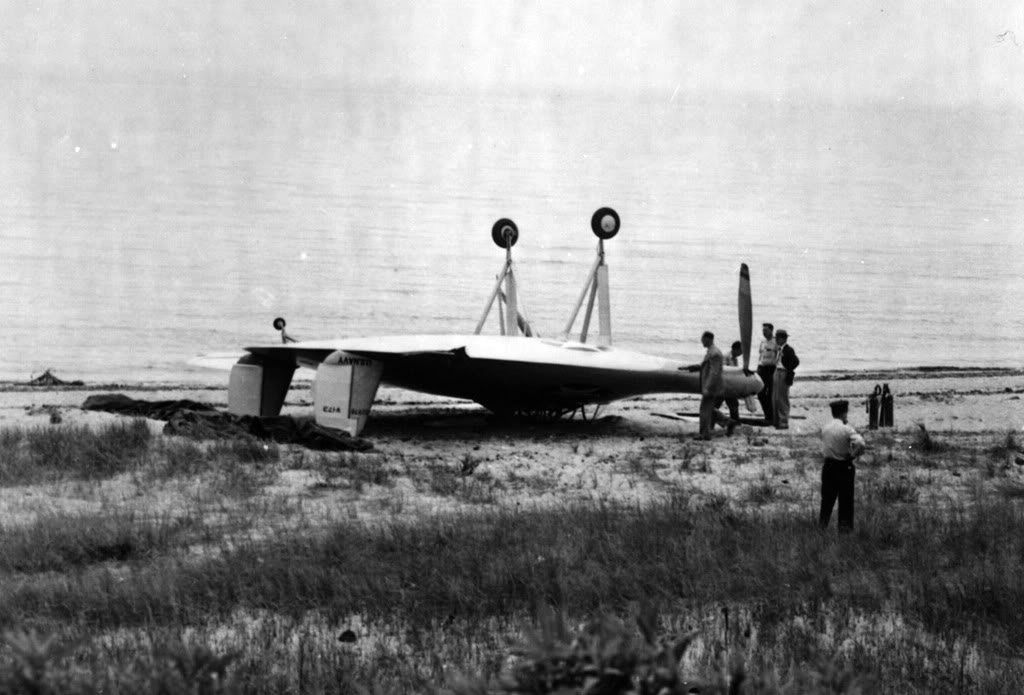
242, 334, 677, 371
241, 335, 476, 371
236, 334, 761, 413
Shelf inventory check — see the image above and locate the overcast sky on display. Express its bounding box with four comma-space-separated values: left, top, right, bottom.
3, 1, 1024, 106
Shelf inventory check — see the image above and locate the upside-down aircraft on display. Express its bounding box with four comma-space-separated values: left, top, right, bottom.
226, 208, 763, 435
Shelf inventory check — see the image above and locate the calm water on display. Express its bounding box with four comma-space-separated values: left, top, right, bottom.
3, 76, 1023, 384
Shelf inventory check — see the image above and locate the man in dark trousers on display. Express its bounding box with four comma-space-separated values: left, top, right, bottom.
819, 399, 866, 532
756, 323, 778, 424
687, 331, 731, 440
720, 341, 743, 423
772, 329, 799, 429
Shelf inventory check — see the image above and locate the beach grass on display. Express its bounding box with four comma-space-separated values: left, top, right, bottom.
3, 493, 1024, 690
2, 421, 1024, 692
0, 509, 201, 574
0, 419, 152, 484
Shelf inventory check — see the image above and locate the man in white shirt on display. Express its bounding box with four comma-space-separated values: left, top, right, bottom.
820, 399, 867, 532
756, 323, 778, 424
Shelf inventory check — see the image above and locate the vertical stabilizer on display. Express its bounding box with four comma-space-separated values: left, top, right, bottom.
228, 355, 296, 417
313, 351, 384, 436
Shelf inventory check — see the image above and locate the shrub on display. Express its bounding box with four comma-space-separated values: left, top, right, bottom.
208, 436, 279, 465
874, 477, 920, 504
445, 606, 873, 695
154, 437, 210, 478
995, 479, 1024, 501
911, 424, 948, 455
746, 477, 776, 504
0, 631, 241, 694
989, 430, 1019, 461
0, 510, 195, 573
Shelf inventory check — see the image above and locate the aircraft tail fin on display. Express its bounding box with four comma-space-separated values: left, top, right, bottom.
228, 355, 297, 417
313, 351, 384, 436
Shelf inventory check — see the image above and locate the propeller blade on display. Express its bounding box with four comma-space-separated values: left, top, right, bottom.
738, 263, 752, 371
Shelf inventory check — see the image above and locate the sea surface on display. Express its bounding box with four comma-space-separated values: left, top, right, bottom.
3, 75, 1023, 384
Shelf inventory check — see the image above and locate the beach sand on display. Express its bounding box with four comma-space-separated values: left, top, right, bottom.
3, 367, 1021, 436
1, 368, 1021, 525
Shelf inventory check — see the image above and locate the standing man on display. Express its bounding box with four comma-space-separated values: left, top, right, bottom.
772, 329, 799, 429
688, 331, 730, 440
820, 399, 866, 532
756, 323, 779, 424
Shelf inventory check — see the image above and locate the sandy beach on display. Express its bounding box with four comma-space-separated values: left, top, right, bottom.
1, 367, 1021, 523
3, 367, 1021, 441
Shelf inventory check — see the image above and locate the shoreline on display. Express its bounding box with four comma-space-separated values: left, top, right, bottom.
1, 366, 1021, 437
1, 365, 1022, 394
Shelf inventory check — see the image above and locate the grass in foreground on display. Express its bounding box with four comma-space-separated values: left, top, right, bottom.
0, 419, 152, 484
2, 607, 879, 694
0, 510, 199, 573
2, 424, 1024, 692
2, 492, 1024, 691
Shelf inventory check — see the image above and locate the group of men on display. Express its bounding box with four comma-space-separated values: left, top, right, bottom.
692, 322, 798, 440
755, 322, 801, 429
690, 324, 867, 533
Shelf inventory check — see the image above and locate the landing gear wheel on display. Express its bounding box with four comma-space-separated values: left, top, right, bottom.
590, 207, 620, 239
272, 317, 287, 331
491, 218, 519, 248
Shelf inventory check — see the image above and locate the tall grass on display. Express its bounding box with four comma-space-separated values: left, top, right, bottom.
3, 423, 1024, 691
0, 422, 286, 488
2, 494, 1024, 691
206, 437, 281, 498
4, 494, 1024, 650
0, 420, 152, 484
151, 437, 209, 478
1, 631, 240, 695
0, 510, 199, 573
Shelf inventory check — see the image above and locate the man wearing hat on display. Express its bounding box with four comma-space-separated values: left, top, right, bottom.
772, 329, 799, 429
820, 399, 866, 531
756, 323, 778, 423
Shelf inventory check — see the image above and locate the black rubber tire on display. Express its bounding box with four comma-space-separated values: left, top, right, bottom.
273, 317, 287, 331
491, 218, 519, 248
590, 207, 620, 239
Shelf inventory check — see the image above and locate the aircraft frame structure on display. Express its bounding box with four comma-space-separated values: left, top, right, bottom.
226, 208, 763, 436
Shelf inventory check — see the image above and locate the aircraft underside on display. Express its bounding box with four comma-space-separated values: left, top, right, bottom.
375, 352, 701, 413
224, 207, 764, 435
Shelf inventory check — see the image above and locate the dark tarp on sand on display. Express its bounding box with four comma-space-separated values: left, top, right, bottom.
81, 394, 372, 452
